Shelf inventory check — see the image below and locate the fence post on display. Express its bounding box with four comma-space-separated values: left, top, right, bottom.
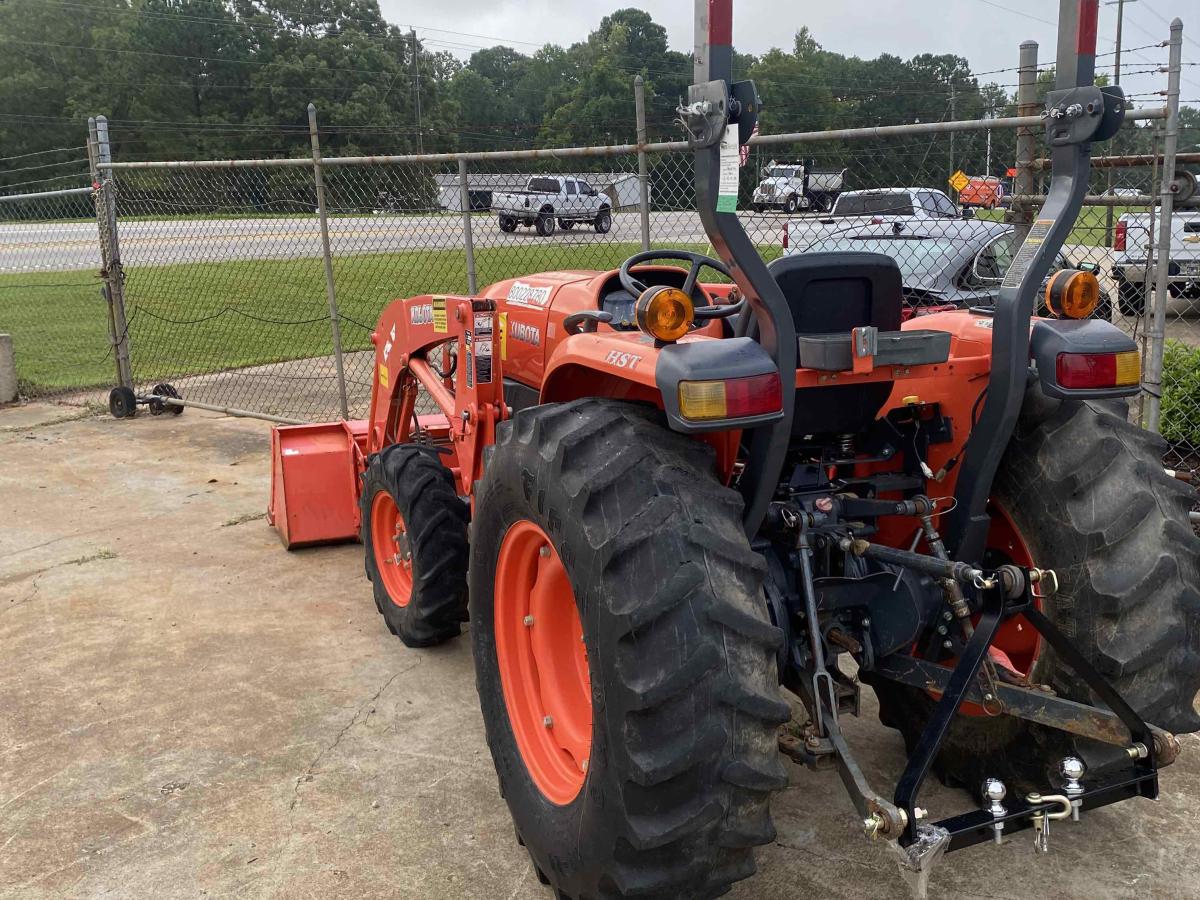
1011, 40, 1038, 244
92, 116, 133, 390
634, 75, 651, 252
459, 159, 478, 295
1143, 19, 1182, 435
307, 103, 350, 421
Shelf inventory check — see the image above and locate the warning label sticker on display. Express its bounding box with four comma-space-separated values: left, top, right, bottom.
717, 126, 740, 213
432, 296, 447, 333
475, 337, 493, 384
1002, 218, 1053, 289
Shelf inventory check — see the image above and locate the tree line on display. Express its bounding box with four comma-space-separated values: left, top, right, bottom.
0, 0, 1187, 195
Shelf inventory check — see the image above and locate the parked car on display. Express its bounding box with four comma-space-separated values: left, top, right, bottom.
958, 175, 1006, 209
494, 176, 612, 236
750, 160, 845, 214
783, 187, 967, 249
788, 218, 1112, 319
1111, 210, 1200, 315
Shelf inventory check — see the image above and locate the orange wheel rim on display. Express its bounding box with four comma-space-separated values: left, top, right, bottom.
494, 520, 592, 805
982, 500, 1041, 677
370, 491, 413, 607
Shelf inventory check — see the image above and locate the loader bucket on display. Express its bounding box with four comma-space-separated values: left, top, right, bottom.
268, 420, 368, 549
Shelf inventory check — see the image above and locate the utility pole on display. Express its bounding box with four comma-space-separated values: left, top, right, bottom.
411, 27, 423, 154
1103, 0, 1136, 244
949, 84, 957, 201
985, 103, 993, 174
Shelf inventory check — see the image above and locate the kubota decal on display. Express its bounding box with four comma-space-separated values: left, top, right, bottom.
506, 281, 553, 308
410, 303, 434, 326
605, 350, 642, 369
509, 321, 541, 347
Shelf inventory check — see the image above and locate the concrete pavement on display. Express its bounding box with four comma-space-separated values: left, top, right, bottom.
2, 403, 1199, 899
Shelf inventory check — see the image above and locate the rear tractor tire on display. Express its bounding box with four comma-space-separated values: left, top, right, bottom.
868, 387, 1200, 795
360, 444, 469, 647
469, 399, 789, 900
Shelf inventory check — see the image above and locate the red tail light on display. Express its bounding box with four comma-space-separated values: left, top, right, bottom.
678, 372, 783, 421
782, 226, 789, 250
1056, 351, 1140, 390
1114, 219, 1127, 251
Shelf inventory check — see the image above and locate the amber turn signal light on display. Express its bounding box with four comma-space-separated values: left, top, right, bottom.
635, 287, 694, 342
1044, 269, 1100, 319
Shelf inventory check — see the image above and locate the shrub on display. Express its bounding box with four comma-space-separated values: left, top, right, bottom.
1161, 340, 1200, 448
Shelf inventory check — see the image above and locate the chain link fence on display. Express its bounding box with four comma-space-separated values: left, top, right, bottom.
0, 178, 110, 400
1, 35, 1195, 470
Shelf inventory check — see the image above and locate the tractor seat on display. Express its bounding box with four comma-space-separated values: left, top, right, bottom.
760, 252, 950, 435
768, 251, 903, 336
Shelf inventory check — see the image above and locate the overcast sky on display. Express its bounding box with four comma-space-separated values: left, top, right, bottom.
378, 0, 1192, 109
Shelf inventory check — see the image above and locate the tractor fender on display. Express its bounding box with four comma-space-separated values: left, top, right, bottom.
540, 332, 660, 407
541, 333, 783, 435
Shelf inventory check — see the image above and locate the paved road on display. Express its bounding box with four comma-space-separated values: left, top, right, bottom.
0, 210, 731, 273
4, 211, 1195, 340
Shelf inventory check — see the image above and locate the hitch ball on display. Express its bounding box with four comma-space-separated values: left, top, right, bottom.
983, 778, 1007, 845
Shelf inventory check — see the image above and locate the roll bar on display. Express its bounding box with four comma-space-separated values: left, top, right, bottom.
946, 0, 1125, 561
686, 0, 796, 537
685, 0, 1124, 553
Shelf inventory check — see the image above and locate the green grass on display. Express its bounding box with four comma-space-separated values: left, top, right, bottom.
0, 242, 684, 392
974, 205, 1132, 248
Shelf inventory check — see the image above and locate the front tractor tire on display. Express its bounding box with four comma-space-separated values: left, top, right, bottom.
360, 444, 469, 647
870, 388, 1200, 793
469, 399, 789, 899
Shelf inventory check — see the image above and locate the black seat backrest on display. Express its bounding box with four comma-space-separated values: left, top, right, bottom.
762, 251, 906, 436
767, 251, 903, 335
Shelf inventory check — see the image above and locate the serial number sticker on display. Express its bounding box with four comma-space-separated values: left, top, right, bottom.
1001, 218, 1053, 289
432, 296, 448, 334
974, 318, 995, 329
507, 281, 553, 308
464, 332, 474, 389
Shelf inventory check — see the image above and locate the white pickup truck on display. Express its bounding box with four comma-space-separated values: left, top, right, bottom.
1111, 210, 1200, 316
782, 187, 966, 252
751, 161, 845, 214
494, 176, 613, 237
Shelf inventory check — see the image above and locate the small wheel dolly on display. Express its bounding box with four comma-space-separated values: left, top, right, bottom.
108, 383, 185, 419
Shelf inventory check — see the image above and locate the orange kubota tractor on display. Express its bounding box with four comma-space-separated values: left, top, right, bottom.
268, 1, 1200, 896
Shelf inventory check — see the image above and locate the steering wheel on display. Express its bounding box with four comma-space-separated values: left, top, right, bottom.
618, 249, 744, 321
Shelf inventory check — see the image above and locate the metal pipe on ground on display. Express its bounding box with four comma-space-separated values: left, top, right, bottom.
160, 397, 304, 425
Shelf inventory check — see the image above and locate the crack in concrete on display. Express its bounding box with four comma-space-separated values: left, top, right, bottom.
1, 550, 117, 612
288, 658, 421, 812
